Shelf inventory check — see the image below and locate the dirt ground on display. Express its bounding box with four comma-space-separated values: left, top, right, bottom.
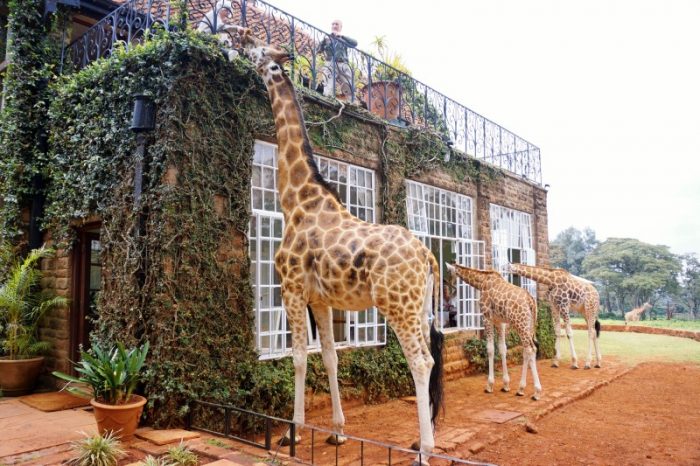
294, 359, 700, 465
472, 362, 700, 466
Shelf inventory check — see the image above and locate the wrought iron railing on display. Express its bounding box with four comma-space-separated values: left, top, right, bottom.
64, 0, 542, 184
186, 399, 492, 465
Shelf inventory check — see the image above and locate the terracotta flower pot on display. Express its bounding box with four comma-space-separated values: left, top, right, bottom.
90, 394, 147, 439
0, 356, 44, 396
361, 80, 402, 121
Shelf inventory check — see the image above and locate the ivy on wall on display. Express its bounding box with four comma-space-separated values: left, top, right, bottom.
0, 0, 62, 241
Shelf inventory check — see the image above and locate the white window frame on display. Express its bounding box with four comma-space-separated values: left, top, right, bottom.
490, 204, 537, 297
406, 180, 485, 331
250, 141, 386, 359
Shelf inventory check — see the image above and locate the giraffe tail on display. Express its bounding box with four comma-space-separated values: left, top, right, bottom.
425, 256, 444, 425
530, 296, 540, 358
595, 319, 601, 338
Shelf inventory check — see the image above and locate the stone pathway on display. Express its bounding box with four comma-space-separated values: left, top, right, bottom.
1, 358, 631, 465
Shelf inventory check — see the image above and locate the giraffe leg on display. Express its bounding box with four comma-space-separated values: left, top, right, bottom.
498, 323, 510, 392
485, 322, 495, 394
279, 289, 307, 446
563, 314, 578, 369
309, 303, 347, 446
584, 325, 595, 369
552, 314, 562, 368
527, 344, 543, 400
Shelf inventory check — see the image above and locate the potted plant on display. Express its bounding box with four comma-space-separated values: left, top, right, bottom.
0, 244, 68, 396
360, 35, 412, 121
53, 341, 149, 439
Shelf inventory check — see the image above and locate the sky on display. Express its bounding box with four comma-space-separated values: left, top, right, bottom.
265, 0, 700, 256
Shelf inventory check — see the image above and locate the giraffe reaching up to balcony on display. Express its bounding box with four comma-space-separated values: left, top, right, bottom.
448, 264, 542, 400
509, 264, 602, 369
229, 25, 444, 465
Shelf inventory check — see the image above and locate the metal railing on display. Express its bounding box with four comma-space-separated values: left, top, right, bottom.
186, 399, 492, 465
64, 0, 542, 184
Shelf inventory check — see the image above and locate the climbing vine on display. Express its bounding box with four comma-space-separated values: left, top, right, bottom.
0, 0, 63, 241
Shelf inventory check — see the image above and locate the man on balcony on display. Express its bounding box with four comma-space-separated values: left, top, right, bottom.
318, 20, 358, 99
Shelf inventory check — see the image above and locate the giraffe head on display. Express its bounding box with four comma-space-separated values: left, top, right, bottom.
225, 25, 293, 76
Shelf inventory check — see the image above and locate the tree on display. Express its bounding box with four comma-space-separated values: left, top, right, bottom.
680, 254, 700, 319
549, 227, 599, 276
582, 238, 681, 317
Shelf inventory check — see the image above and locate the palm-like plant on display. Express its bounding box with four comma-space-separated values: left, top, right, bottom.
54, 341, 149, 404
0, 244, 68, 359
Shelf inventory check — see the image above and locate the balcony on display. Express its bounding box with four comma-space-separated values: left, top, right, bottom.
63, 0, 542, 184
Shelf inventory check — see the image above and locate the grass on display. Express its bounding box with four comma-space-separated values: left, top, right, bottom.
571, 317, 700, 331
570, 329, 700, 366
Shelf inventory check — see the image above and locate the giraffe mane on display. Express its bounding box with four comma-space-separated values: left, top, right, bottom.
279, 69, 343, 204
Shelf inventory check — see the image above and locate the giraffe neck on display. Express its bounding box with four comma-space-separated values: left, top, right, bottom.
454, 266, 499, 290
512, 264, 556, 285
263, 71, 342, 214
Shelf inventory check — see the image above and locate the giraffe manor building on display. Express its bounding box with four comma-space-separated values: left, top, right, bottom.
0, 0, 548, 423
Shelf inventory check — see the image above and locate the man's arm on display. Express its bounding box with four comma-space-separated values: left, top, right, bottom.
340, 35, 358, 48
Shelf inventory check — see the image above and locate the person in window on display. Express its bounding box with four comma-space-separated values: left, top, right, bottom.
318, 19, 358, 99
442, 280, 457, 327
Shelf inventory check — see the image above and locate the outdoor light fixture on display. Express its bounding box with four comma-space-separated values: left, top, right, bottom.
131, 94, 156, 210
130, 94, 156, 133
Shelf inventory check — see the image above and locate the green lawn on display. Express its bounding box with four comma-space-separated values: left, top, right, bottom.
571, 317, 700, 331
569, 329, 700, 366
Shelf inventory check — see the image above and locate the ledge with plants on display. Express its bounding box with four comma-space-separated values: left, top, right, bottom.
0, 243, 68, 396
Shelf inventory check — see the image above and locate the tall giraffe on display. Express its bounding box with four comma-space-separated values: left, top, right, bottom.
510, 264, 601, 369
231, 26, 444, 463
625, 302, 651, 325
447, 264, 542, 400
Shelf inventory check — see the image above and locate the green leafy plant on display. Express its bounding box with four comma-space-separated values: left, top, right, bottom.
0, 245, 68, 359
53, 341, 149, 404
166, 442, 198, 466
68, 431, 125, 466
141, 455, 175, 466
204, 438, 231, 449
368, 35, 411, 81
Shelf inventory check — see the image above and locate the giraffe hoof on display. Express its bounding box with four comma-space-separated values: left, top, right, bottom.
410, 440, 420, 451
326, 434, 347, 445
595, 364, 602, 368
584, 364, 591, 370
501, 386, 510, 393
278, 434, 301, 446
571, 365, 579, 370
531, 394, 541, 401
551, 363, 559, 368
411, 461, 430, 466
516, 390, 525, 397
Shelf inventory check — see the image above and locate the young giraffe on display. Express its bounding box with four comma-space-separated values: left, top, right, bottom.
509, 264, 601, 369
447, 264, 542, 400
625, 302, 651, 325
230, 26, 444, 463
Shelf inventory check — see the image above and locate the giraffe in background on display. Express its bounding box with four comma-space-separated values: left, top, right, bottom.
230, 26, 444, 464
509, 264, 602, 369
448, 264, 542, 400
625, 302, 651, 325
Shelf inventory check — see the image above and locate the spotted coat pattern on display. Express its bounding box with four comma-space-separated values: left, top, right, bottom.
233, 26, 442, 462
510, 264, 602, 369
449, 264, 542, 399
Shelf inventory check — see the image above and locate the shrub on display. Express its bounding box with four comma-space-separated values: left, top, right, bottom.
68, 431, 125, 466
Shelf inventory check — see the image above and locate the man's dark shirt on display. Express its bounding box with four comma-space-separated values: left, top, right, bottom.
319, 34, 358, 63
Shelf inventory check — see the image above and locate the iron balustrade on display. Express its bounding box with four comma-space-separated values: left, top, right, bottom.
63, 0, 541, 185
186, 399, 493, 465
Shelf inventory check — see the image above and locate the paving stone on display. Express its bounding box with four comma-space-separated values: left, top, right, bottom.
207, 460, 247, 466
135, 428, 200, 445
131, 440, 172, 456
468, 442, 485, 454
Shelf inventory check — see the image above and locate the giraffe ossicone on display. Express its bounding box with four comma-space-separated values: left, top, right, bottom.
231, 25, 445, 464
447, 264, 542, 400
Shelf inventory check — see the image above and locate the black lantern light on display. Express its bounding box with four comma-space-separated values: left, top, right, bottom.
130, 94, 156, 133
